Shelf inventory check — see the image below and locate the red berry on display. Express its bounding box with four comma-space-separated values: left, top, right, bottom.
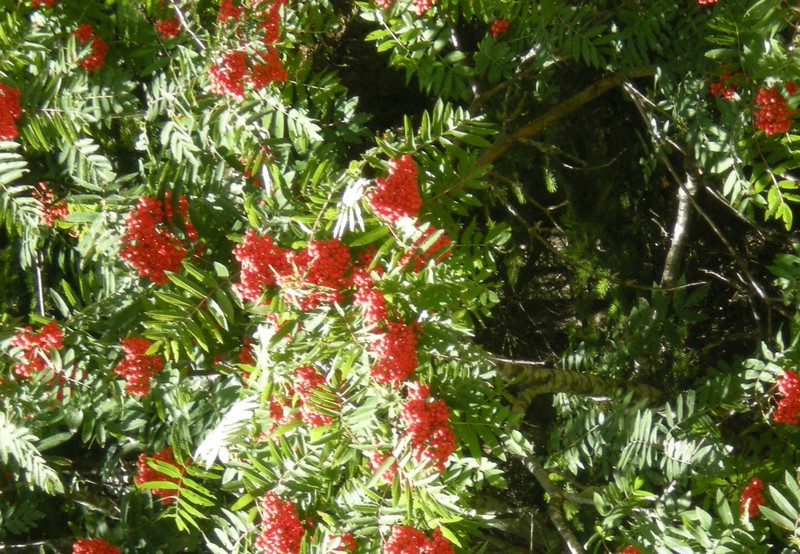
490, 19, 509, 38
233, 230, 290, 302
120, 195, 195, 284
10, 322, 63, 378
135, 447, 183, 505
72, 538, 121, 554
773, 370, 800, 425
0, 83, 22, 141
113, 337, 164, 396
370, 322, 419, 385
400, 383, 456, 472
383, 525, 454, 554
254, 492, 305, 554
155, 16, 181, 39
754, 86, 796, 135
739, 477, 765, 517
73, 25, 108, 72
368, 155, 422, 224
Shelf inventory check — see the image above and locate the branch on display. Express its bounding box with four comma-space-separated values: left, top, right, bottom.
518, 456, 585, 554
621, 82, 789, 328
622, 81, 698, 289
33, 250, 45, 317
0, 538, 72, 552
170, 1, 206, 52
476, 68, 655, 168
660, 173, 698, 288
493, 358, 664, 414
469, 60, 540, 113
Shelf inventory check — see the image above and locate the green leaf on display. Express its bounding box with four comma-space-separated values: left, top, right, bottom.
137, 480, 181, 491
147, 459, 184, 479
768, 485, 799, 521
759, 505, 795, 530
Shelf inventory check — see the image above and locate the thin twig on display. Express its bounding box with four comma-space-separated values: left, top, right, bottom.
475, 68, 655, 168
505, 202, 706, 294
622, 82, 790, 325
34, 250, 45, 317
171, 1, 206, 51
470, 60, 541, 113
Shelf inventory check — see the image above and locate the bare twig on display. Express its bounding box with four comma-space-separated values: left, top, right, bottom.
475, 68, 655, 168
34, 249, 45, 317
622, 81, 698, 289
470, 60, 541, 113
518, 456, 585, 554
660, 173, 698, 288
504, 202, 705, 294
622, 82, 790, 328
170, 1, 206, 51
0, 538, 71, 552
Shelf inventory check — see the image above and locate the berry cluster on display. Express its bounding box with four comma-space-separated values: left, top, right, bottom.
31, 0, 57, 7
155, 16, 181, 39
787, 81, 798, 96
367, 155, 422, 224
399, 225, 452, 272
217, 0, 243, 22
0, 83, 22, 142
618, 547, 642, 554
368, 450, 398, 484
696, 0, 718, 4
254, 492, 305, 554
400, 384, 456, 472
490, 19, 509, 38
773, 369, 800, 424
250, 47, 288, 88
234, 232, 353, 310
353, 250, 388, 325
209, 50, 249, 100
113, 337, 164, 396
265, 367, 337, 432
10, 321, 63, 379
294, 365, 335, 426
33, 182, 68, 226
334, 532, 357, 552
281, 239, 352, 310
754, 86, 796, 135
72, 538, 121, 554
233, 230, 291, 301
370, 322, 419, 385
709, 71, 738, 100
354, 279, 388, 326
739, 477, 765, 517
135, 447, 183, 505
74, 24, 108, 72
266, 393, 300, 435
373, 0, 393, 9
238, 338, 256, 365
412, 0, 436, 16
210, 0, 287, 98
383, 525, 453, 554
256, 0, 286, 45
119, 195, 195, 285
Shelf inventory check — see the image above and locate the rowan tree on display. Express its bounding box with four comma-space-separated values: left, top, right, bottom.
2, 0, 800, 552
